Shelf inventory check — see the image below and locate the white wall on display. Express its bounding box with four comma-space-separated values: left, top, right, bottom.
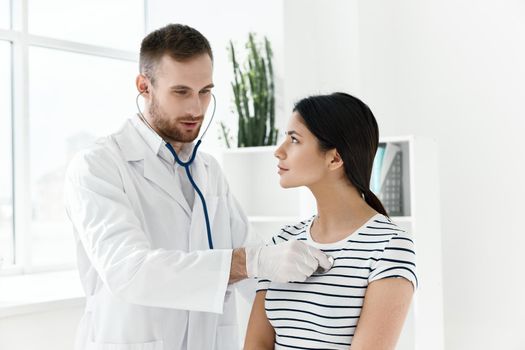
0, 305, 83, 350
150, 1, 525, 348
358, 1, 525, 349
282, 0, 361, 111
282, 2, 445, 349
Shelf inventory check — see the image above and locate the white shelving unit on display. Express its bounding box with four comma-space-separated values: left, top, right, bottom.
220, 135, 444, 350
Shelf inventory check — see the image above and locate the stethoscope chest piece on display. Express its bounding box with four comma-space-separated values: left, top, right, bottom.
316, 255, 335, 274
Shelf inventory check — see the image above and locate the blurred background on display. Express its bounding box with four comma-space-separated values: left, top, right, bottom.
0, 0, 524, 349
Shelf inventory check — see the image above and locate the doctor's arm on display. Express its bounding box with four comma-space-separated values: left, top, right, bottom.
350, 278, 414, 350
229, 240, 332, 284
229, 248, 247, 284
244, 290, 275, 349
223, 183, 252, 284
64, 150, 232, 313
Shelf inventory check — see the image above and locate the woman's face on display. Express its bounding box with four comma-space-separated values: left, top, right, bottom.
274, 111, 333, 188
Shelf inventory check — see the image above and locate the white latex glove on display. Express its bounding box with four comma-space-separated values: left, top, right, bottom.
245, 240, 333, 283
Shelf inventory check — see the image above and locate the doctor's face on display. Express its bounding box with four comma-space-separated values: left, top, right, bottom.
274, 112, 332, 189
144, 53, 214, 144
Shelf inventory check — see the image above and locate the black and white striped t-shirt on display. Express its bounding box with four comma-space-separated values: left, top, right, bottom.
257, 213, 417, 349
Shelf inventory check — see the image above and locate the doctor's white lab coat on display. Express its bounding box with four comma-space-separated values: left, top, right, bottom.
64, 117, 258, 350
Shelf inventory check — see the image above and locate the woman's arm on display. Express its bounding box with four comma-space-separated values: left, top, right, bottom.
350, 277, 414, 350
244, 290, 275, 349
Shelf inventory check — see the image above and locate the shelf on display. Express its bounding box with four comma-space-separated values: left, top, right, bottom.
372, 140, 412, 217
222, 145, 277, 154
379, 135, 414, 143
222, 148, 305, 217
390, 216, 413, 223
249, 215, 412, 224
248, 216, 302, 223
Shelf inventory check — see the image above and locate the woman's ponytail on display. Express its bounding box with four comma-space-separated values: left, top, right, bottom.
363, 190, 388, 217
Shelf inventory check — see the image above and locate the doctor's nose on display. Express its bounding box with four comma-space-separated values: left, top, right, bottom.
186, 94, 204, 117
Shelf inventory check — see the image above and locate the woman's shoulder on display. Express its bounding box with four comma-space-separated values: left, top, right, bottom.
367, 215, 418, 288
366, 214, 417, 260
365, 214, 412, 237
355, 213, 416, 251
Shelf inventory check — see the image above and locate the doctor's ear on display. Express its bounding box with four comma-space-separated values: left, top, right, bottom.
136, 74, 150, 96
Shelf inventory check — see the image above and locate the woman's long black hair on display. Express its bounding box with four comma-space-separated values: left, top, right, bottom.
294, 92, 388, 216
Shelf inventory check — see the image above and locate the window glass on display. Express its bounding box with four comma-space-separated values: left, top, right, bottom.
0, 41, 13, 267
28, 0, 144, 51
0, 0, 10, 29
29, 46, 137, 265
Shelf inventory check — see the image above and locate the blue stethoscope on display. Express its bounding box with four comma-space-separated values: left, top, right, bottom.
136, 92, 217, 249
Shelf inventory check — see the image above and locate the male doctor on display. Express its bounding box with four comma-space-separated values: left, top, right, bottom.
64, 24, 331, 350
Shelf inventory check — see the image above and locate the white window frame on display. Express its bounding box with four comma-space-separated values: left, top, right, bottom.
0, 0, 147, 275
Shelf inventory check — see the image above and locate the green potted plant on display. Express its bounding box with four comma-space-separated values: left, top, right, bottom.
220, 33, 296, 218
220, 33, 278, 148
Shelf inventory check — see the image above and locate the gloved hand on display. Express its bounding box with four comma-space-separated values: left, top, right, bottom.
245, 240, 333, 283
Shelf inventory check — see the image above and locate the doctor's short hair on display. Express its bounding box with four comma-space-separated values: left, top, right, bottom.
139, 23, 213, 85
293, 92, 388, 216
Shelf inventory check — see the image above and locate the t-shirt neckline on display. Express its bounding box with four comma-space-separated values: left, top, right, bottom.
306, 213, 383, 249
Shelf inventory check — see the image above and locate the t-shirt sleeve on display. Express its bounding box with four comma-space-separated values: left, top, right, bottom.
368, 231, 418, 290
256, 278, 271, 292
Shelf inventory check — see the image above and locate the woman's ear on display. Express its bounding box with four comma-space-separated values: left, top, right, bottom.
327, 149, 344, 171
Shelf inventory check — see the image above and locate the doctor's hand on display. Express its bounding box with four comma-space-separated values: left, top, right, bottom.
245, 240, 332, 283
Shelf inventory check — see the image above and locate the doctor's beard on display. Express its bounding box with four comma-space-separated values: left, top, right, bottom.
148, 92, 203, 144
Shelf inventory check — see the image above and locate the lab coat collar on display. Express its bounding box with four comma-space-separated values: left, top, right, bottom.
131, 114, 199, 164
113, 117, 210, 217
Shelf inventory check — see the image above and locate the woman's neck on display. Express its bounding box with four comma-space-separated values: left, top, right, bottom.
308, 180, 378, 243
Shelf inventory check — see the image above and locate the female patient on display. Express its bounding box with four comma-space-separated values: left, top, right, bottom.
244, 92, 417, 349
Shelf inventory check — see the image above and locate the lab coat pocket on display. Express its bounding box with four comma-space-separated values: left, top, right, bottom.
215, 325, 239, 350
87, 339, 163, 350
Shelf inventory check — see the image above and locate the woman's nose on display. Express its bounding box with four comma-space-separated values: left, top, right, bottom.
274, 142, 286, 159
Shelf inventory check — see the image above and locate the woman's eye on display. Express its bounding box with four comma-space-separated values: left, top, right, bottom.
174, 90, 188, 95
290, 136, 299, 144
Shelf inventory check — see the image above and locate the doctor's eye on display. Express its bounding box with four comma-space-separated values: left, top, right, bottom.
199, 89, 211, 95
173, 90, 189, 96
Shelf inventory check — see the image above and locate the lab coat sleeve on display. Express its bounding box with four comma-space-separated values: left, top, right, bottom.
64, 146, 231, 314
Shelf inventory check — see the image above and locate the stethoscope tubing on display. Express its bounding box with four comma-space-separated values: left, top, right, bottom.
136, 92, 216, 249
165, 140, 213, 249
